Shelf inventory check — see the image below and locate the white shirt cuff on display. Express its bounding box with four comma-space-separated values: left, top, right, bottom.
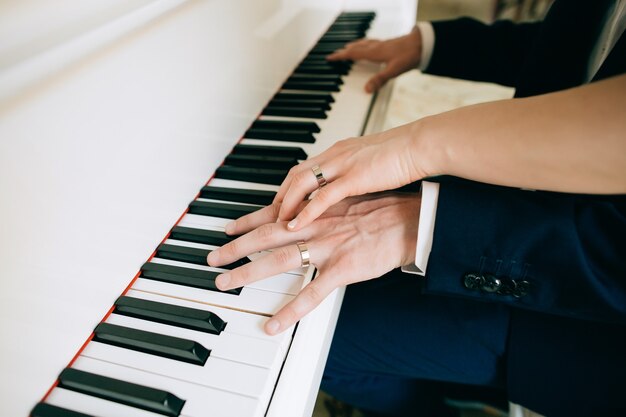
416, 21, 435, 71
401, 181, 440, 276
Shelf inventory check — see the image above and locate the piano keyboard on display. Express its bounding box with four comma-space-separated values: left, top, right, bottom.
31, 11, 377, 417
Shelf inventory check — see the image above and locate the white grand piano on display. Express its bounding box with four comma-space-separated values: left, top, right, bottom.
0, 1, 416, 416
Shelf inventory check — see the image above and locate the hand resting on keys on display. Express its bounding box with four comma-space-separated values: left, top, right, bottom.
326, 26, 423, 93
271, 75, 626, 233
207, 192, 420, 335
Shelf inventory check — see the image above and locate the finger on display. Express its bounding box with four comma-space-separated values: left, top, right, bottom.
327, 42, 384, 63
325, 39, 370, 61
287, 178, 350, 231
276, 164, 324, 221
325, 49, 349, 61
208, 221, 308, 267
265, 276, 334, 335
225, 202, 281, 235
215, 244, 303, 291
273, 159, 319, 206
365, 63, 403, 93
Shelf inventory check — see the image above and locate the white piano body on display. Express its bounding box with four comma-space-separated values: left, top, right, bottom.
0, 1, 415, 416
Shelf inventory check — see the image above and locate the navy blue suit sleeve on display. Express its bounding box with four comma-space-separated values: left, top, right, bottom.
423, 178, 626, 324
426, 18, 540, 87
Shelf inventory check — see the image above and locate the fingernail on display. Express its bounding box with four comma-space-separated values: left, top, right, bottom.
265, 319, 280, 335
207, 250, 218, 266
216, 273, 230, 290
287, 218, 298, 230
225, 221, 235, 234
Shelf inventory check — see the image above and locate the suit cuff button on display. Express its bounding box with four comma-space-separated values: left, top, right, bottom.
481, 274, 502, 293
513, 280, 530, 298
463, 273, 485, 290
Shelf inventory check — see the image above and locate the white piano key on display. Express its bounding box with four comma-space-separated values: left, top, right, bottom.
258, 114, 330, 127
163, 238, 219, 251
104, 313, 287, 369
277, 88, 338, 97
149, 257, 305, 295
124, 289, 290, 343
46, 387, 166, 417
72, 355, 261, 417
179, 213, 230, 229
208, 178, 281, 192
82, 341, 273, 398
132, 277, 295, 316
195, 197, 264, 207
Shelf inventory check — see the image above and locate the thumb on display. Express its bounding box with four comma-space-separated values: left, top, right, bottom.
365, 62, 404, 93
326, 50, 348, 61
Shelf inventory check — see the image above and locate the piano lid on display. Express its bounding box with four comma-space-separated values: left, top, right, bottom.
0, 1, 340, 414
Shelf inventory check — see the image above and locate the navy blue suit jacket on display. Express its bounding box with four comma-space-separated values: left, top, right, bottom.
419, 1, 626, 415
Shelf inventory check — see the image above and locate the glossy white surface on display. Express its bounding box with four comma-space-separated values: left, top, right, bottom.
0, 1, 416, 415
0, 1, 338, 415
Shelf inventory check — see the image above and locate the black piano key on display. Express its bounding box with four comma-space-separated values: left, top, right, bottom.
338, 11, 376, 17
328, 20, 368, 25
57, 368, 185, 417
325, 29, 366, 36
288, 73, 344, 83
94, 322, 210, 366
325, 22, 366, 29
336, 13, 376, 20
31, 403, 93, 417
170, 226, 235, 246
216, 165, 288, 185
114, 295, 227, 335
295, 64, 349, 75
262, 105, 327, 119
328, 23, 369, 30
283, 80, 341, 92
333, 16, 371, 21
269, 97, 331, 109
200, 185, 276, 205
251, 119, 320, 133
305, 49, 355, 59
156, 243, 250, 269
311, 45, 353, 55
300, 61, 351, 72
245, 127, 316, 143
324, 28, 366, 36
141, 261, 241, 295
301, 55, 352, 64
233, 143, 308, 160
329, 18, 369, 23
188, 200, 261, 220
224, 153, 299, 169
317, 35, 362, 43
333, 16, 373, 22
274, 92, 334, 103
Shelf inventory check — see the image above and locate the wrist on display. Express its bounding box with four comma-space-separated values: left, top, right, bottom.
392, 193, 421, 266
409, 25, 423, 69
407, 117, 447, 178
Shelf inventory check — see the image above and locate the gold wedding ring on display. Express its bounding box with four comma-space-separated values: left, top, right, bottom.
311, 165, 328, 188
296, 241, 311, 268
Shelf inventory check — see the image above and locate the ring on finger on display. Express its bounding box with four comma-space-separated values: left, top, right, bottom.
311, 165, 328, 188
296, 241, 311, 268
